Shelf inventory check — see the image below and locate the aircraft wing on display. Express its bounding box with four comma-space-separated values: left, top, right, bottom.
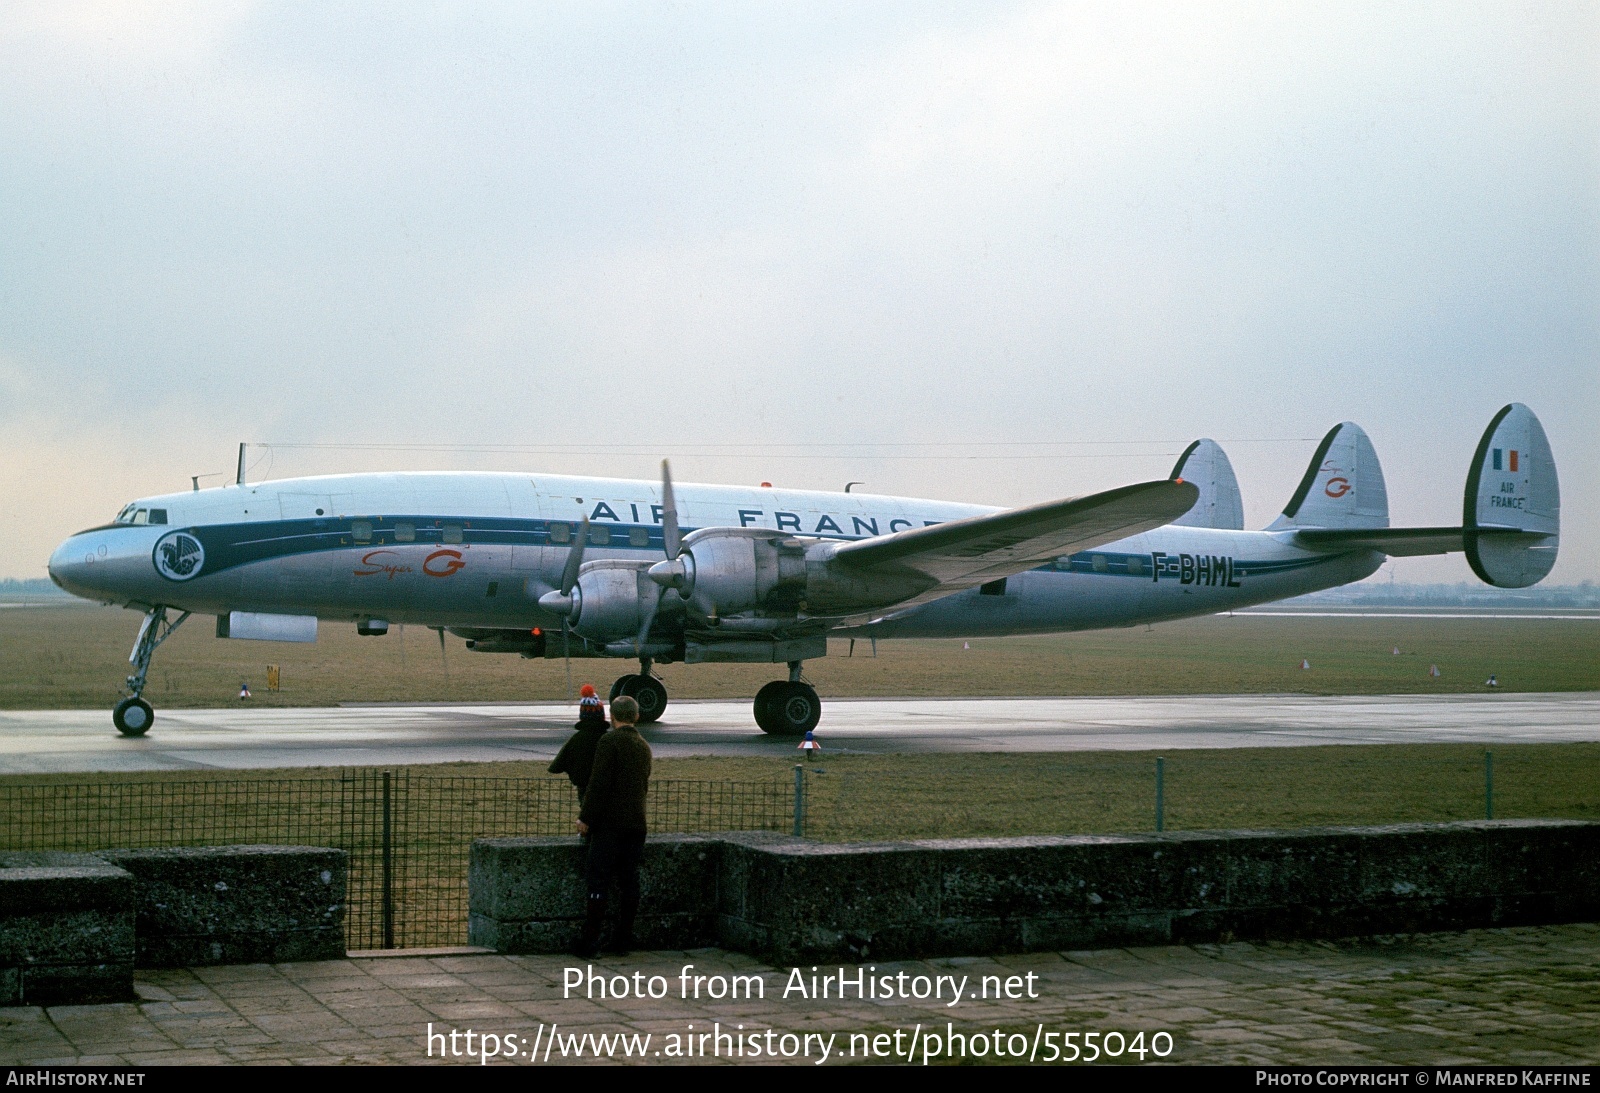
1292, 526, 1550, 558
829, 479, 1198, 592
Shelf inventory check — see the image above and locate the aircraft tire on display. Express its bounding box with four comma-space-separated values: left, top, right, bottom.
609, 675, 634, 702
752, 681, 787, 733
618, 675, 668, 724
114, 697, 154, 738
758, 682, 820, 736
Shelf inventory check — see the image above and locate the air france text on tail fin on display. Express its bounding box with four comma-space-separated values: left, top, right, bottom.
1464, 402, 1559, 587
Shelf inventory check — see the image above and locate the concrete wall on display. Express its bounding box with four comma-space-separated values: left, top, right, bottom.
0, 853, 134, 1006
99, 846, 348, 967
469, 835, 717, 953
470, 820, 1600, 963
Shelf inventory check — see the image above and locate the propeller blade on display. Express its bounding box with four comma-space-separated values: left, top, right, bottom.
562, 620, 572, 700
660, 460, 680, 561
559, 516, 589, 595
634, 584, 663, 654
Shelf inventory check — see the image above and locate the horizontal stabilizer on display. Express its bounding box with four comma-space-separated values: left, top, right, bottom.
1293, 526, 1547, 558
1169, 439, 1244, 530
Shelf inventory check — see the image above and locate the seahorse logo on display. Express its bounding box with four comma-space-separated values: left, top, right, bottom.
153, 531, 206, 581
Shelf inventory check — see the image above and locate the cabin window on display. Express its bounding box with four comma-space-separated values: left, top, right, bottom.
351, 520, 373, 543
1126, 556, 1144, 576
1092, 555, 1108, 573
979, 578, 1008, 596
548, 522, 570, 544
442, 525, 464, 545
589, 524, 611, 546
486, 581, 499, 598
394, 522, 416, 542
629, 526, 650, 547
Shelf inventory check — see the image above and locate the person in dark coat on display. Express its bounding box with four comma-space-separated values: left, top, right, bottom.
549, 684, 608, 805
574, 693, 652, 957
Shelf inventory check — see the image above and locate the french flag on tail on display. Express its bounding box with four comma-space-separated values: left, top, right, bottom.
1492, 449, 1519, 472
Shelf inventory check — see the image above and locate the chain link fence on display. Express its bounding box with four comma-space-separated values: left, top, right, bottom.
0, 772, 793, 950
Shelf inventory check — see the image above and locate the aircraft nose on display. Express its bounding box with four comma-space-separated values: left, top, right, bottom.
48, 532, 114, 599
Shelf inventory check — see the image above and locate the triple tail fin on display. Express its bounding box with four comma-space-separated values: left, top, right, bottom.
1266, 422, 1389, 531
1168, 439, 1244, 530
1286, 404, 1559, 589
1463, 402, 1559, 587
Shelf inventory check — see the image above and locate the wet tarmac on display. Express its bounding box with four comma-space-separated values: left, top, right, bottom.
1, 692, 1597, 773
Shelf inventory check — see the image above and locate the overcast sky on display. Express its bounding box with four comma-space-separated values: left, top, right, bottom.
2, 2, 1596, 583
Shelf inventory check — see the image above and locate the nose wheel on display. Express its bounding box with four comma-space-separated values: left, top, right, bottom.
609, 673, 668, 723
113, 697, 155, 737
111, 606, 189, 738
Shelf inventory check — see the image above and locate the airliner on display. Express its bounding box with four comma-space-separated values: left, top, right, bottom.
48, 404, 1559, 738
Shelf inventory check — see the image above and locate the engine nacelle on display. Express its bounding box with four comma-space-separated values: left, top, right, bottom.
568, 561, 654, 641
675, 529, 807, 617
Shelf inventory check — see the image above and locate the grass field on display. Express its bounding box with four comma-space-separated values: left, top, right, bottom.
4, 745, 1596, 841
2, 604, 1597, 709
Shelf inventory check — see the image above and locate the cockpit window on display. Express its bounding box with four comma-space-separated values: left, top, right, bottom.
130, 509, 149, 525
148, 509, 168, 525
115, 504, 137, 524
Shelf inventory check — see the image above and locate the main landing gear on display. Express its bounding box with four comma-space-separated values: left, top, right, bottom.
610, 657, 668, 724
753, 661, 820, 736
113, 606, 190, 738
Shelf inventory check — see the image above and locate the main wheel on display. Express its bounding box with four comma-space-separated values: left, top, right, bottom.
757, 682, 820, 735
609, 675, 634, 701
617, 675, 668, 724
752, 680, 787, 733
113, 697, 154, 738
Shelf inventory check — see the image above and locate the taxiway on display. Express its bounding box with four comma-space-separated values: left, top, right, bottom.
1, 692, 1597, 773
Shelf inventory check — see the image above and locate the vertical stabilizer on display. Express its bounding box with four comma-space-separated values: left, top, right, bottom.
1464, 403, 1559, 587
1168, 438, 1245, 530
1267, 422, 1388, 531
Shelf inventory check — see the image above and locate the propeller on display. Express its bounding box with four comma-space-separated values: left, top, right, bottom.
633, 461, 681, 654
536, 516, 588, 700
647, 460, 689, 595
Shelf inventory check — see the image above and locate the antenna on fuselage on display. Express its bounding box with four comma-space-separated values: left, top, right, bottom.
236, 443, 247, 487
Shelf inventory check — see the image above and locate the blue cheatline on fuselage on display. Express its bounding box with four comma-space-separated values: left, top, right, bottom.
123, 514, 1343, 591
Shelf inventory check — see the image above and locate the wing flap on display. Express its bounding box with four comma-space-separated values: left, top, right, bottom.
831, 479, 1198, 588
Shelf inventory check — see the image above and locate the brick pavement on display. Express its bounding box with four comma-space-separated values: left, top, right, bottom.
3, 924, 1597, 1065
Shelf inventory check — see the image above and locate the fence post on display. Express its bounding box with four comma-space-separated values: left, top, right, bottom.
1155, 756, 1165, 833
793, 765, 804, 839
1485, 751, 1494, 821
381, 770, 394, 950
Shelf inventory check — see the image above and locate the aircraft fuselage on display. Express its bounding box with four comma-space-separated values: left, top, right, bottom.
48, 470, 1380, 637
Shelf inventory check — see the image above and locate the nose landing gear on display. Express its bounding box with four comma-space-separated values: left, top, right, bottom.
114, 606, 190, 737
